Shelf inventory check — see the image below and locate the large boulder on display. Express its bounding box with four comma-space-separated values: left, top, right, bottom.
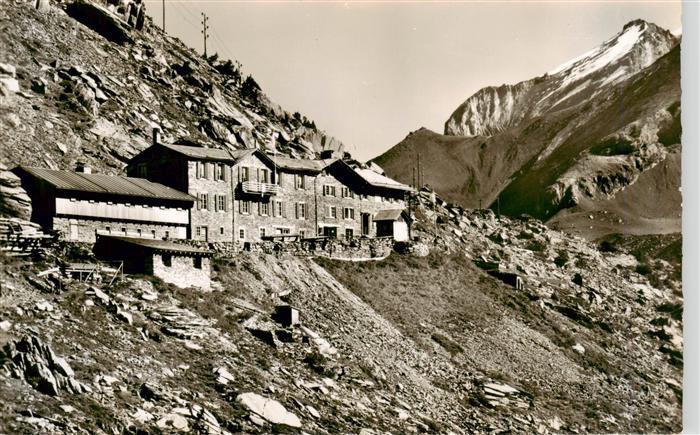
0, 162, 32, 219
236, 392, 302, 428
65, 0, 134, 45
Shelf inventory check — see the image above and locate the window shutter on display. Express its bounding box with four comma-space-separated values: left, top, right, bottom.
258, 201, 261, 216
295, 203, 299, 219
239, 200, 243, 213
223, 165, 229, 182
207, 193, 213, 211
256, 168, 260, 182
195, 162, 200, 179
223, 194, 227, 211
237, 167, 242, 182
213, 194, 218, 212
271, 200, 276, 217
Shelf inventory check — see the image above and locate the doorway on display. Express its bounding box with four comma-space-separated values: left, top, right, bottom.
361, 213, 371, 236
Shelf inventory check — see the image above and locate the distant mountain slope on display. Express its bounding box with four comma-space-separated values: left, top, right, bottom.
373, 20, 680, 238
0, 0, 345, 176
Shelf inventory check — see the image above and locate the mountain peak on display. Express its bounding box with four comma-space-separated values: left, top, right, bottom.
444, 20, 677, 137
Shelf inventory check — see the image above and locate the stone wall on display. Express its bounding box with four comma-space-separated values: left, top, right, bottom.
187, 160, 235, 243
152, 252, 211, 290
177, 236, 395, 261
53, 217, 187, 243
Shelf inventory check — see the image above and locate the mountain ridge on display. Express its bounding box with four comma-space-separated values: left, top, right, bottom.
374, 19, 681, 238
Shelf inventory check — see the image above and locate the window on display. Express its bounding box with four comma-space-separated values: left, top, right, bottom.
295, 174, 305, 189
165, 230, 170, 239
346, 228, 354, 239
240, 200, 251, 214
220, 227, 225, 235
259, 227, 266, 238
239, 228, 246, 240
162, 254, 172, 267
259, 202, 270, 216
216, 163, 226, 181
105, 226, 111, 234
198, 193, 208, 210
121, 227, 127, 235
151, 230, 156, 238
137, 228, 142, 237
275, 172, 282, 185
323, 185, 336, 196
194, 257, 202, 269
295, 202, 307, 219
343, 207, 355, 220
196, 226, 208, 241
275, 227, 291, 235
276, 201, 284, 217
197, 162, 206, 179
240, 166, 250, 181
341, 187, 349, 198
299, 230, 306, 239
328, 206, 337, 219
216, 194, 227, 212
260, 168, 270, 183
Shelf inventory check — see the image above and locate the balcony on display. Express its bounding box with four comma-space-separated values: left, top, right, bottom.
241, 181, 279, 196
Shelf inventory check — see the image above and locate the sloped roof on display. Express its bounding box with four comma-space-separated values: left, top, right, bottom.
374, 209, 406, 221
354, 169, 413, 192
98, 235, 213, 255
160, 143, 248, 162
270, 155, 336, 173
16, 167, 195, 202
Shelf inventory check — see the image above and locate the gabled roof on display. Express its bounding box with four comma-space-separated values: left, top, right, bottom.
374, 209, 407, 221
147, 143, 277, 168
15, 166, 195, 202
269, 155, 336, 173
159, 143, 246, 162
354, 168, 413, 192
97, 235, 213, 256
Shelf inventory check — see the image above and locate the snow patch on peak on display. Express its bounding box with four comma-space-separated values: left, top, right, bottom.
548, 23, 644, 84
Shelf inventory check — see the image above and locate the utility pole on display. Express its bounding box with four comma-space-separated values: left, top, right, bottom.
417, 153, 421, 189
201, 12, 209, 58
162, 0, 165, 32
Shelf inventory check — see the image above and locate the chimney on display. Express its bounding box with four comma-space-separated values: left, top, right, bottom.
75, 162, 92, 174
152, 127, 161, 146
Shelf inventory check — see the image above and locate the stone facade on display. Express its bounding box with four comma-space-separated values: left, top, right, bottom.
127, 143, 412, 245
53, 216, 187, 243
152, 253, 211, 290
187, 160, 236, 243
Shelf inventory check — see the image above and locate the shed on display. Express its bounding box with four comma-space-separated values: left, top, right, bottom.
272, 305, 300, 327
93, 235, 213, 290
374, 209, 410, 241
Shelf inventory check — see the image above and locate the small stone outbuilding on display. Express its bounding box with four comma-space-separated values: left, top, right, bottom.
93, 235, 212, 290
374, 209, 411, 241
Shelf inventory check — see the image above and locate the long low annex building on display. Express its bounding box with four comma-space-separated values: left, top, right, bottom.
13, 166, 196, 242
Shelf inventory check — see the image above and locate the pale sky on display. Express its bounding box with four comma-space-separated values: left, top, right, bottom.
144, 1, 681, 161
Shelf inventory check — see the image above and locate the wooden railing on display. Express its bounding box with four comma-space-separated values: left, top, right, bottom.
241, 181, 279, 195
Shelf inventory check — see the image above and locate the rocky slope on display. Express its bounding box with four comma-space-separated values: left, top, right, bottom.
0, 0, 344, 179
373, 20, 681, 238
0, 188, 682, 433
